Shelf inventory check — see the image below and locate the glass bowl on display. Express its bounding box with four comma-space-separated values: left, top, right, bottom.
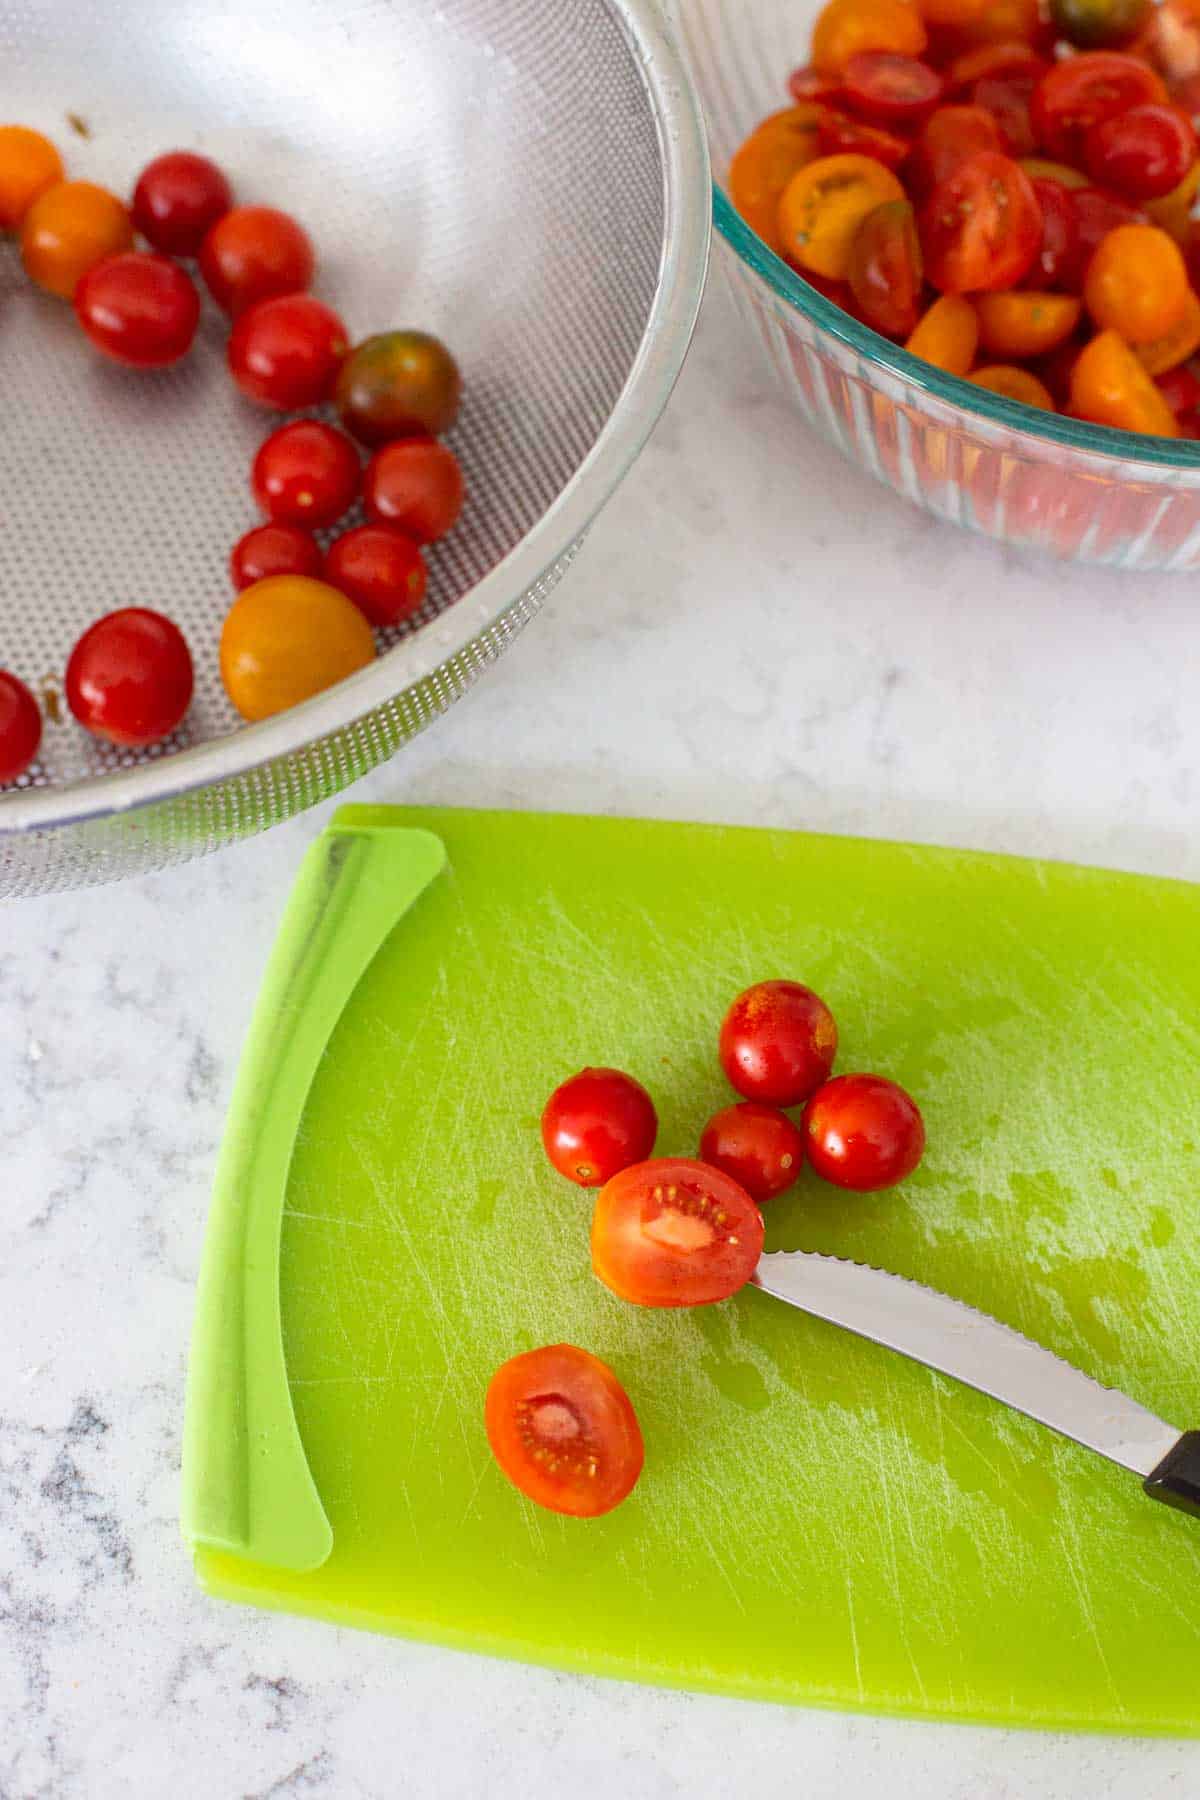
671, 0, 1200, 568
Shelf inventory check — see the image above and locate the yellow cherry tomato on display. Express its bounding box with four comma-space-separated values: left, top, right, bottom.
729, 107, 825, 253
20, 180, 133, 297
905, 294, 979, 375
1135, 287, 1200, 374
969, 364, 1056, 409
1083, 223, 1189, 344
975, 292, 1082, 358
220, 576, 377, 722
1070, 329, 1180, 435
812, 0, 927, 73
0, 125, 63, 231
778, 153, 905, 278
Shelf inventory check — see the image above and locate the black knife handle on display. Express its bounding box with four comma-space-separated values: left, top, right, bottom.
1144, 1432, 1200, 1519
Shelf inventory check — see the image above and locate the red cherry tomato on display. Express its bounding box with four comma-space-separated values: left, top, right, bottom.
199, 205, 314, 315
230, 523, 324, 591
818, 110, 911, 167
1084, 102, 1197, 198
324, 524, 427, 627
945, 41, 1046, 94
227, 295, 348, 410
1023, 176, 1082, 286
803, 1073, 926, 1191
1032, 51, 1168, 164
131, 151, 232, 256
849, 198, 924, 335
1072, 184, 1146, 272
65, 608, 193, 747
842, 51, 946, 124
718, 979, 838, 1106
73, 252, 200, 368
0, 672, 42, 783
972, 65, 1044, 154
920, 150, 1042, 291
590, 1157, 765, 1307
251, 421, 360, 529
362, 439, 465, 543
699, 1102, 804, 1202
541, 1067, 658, 1187
484, 1344, 644, 1518
909, 104, 1005, 196
1156, 358, 1200, 412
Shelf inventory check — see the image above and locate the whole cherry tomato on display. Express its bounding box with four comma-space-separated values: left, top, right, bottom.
841, 51, 946, 124
975, 288, 1082, 354
730, 106, 825, 253
812, 0, 928, 74
590, 1157, 765, 1307
74, 252, 200, 368
1049, 0, 1152, 49
1084, 221, 1189, 340
324, 525, 427, 627
699, 1101, 804, 1202
848, 198, 924, 336
1032, 52, 1167, 164
230, 523, 325, 591
817, 111, 911, 167
131, 151, 232, 256
909, 104, 1005, 197
0, 126, 63, 231
905, 292, 981, 370
970, 362, 1056, 405
541, 1067, 658, 1186
485, 1344, 644, 1518
1070, 326, 1180, 431
65, 609, 193, 747
228, 295, 348, 410
199, 205, 314, 314
0, 672, 42, 783
251, 420, 360, 529
803, 1073, 925, 1191
335, 331, 462, 447
363, 439, 465, 543
718, 979, 838, 1106
778, 152, 906, 276
220, 576, 376, 721
1023, 176, 1081, 286
21, 181, 133, 298
1084, 102, 1197, 198
920, 150, 1042, 290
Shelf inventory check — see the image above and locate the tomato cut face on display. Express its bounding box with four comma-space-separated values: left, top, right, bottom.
1031, 51, 1168, 164
591, 1158, 764, 1308
484, 1344, 644, 1518
920, 150, 1042, 290
1023, 176, 1082, 286
849, 198, 924, 336
841, 51, 946, 125
909, 104, 1005, 197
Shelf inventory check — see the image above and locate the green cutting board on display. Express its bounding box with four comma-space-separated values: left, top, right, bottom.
183, 806, 1200, 1733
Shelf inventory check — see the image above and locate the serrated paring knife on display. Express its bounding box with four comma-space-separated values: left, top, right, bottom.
753, 1251, 1200, 1520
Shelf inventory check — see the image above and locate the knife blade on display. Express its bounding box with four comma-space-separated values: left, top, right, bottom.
753, 1249, 1200, 1518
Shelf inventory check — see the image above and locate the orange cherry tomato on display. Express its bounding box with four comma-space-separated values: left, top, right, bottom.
0, 126, 63, 231
591, 1157, 765, 1308
975, 289, 1082, 354
969, 363, 1056, 406
219, 575, 376, 722
729, 106, 825, 252
778, 152, 906, 276
20, 180, 133, 298
1135, 285, 1200, 371
813, 0, 928, 74
949, 0, 1043, 49
849, 199, 925, 335
918, 0, 991, 31
905, 292, 980, 370
1069, 326, 1181, 431
484, 1344, 644, 1519
1083, 221, 1189, 340
919, 150, 1042, 291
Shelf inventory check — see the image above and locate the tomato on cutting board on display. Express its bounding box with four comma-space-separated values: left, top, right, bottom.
591, 1157, 765, 1307
719, 979, 838, 1106
699, 1101, 804, 1202
803, 1073, 926, 1190
542, 1067, 658, 1187
485, 1343, 644, 1517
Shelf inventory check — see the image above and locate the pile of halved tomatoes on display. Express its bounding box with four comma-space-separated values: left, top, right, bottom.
0, 126, 465, 785
730, 0, 1200, 438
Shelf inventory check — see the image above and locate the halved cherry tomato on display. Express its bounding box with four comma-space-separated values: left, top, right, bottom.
230, 523, 325, 592
65, 608, 193, 747
1085, 102, 1197, 197
199, 205, 314, 314
778, 152, 906, 276
1146, 157, 1200, 236
1024, 177, 1082, 286
590, 1157, 765, 1307
1051, 0, 1153, 50
1070, 326, 1181, 431
131, 151, 232, 256
842, 50, 946, 123
789, 64, 847, 101
813, 0, 928, 73
1019, 156, 1090, 187
905, 291, 980, 369
730, 106, 825, 252
0, 671, 42, 783
325, 525, 428, 628
541, 1068, 658, 1187
849, 198, 925, 335
1139, 0, 1200, 79
1084, 221, 1189, 340
363, 439, 465, 543
719, 979, 838, 1105
817, 110, 912, 166
251, 421, 361, 529
1156, 358, 1200, 412
909, 104, 1004, 196
220, 576, 376, 721
920, 150, 1042, 290
1071, 184, 1146, 274
0, 126, 62, 231
975, 288, 1082, 353
228, 295, 349, 410
699, 1102, 804, 1202
335, 331, 462, 447
1135, 286, 1200, 370
972, 65, 1043, 154
945, 41, 1045, 91
484, 1344, 644, 1518
1032, 52, 1168, 164
803, 1074, 925, 1191
74, 252, 200, 368
21, 180, 133, 298
970, 362, 1056, 405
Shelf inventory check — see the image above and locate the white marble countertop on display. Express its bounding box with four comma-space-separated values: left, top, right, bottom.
4, 274, 1200, 1799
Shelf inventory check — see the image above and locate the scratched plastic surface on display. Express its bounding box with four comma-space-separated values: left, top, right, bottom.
196, 809, 1200, 1730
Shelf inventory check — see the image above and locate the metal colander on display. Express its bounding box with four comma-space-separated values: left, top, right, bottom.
0, 0, 709, 896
